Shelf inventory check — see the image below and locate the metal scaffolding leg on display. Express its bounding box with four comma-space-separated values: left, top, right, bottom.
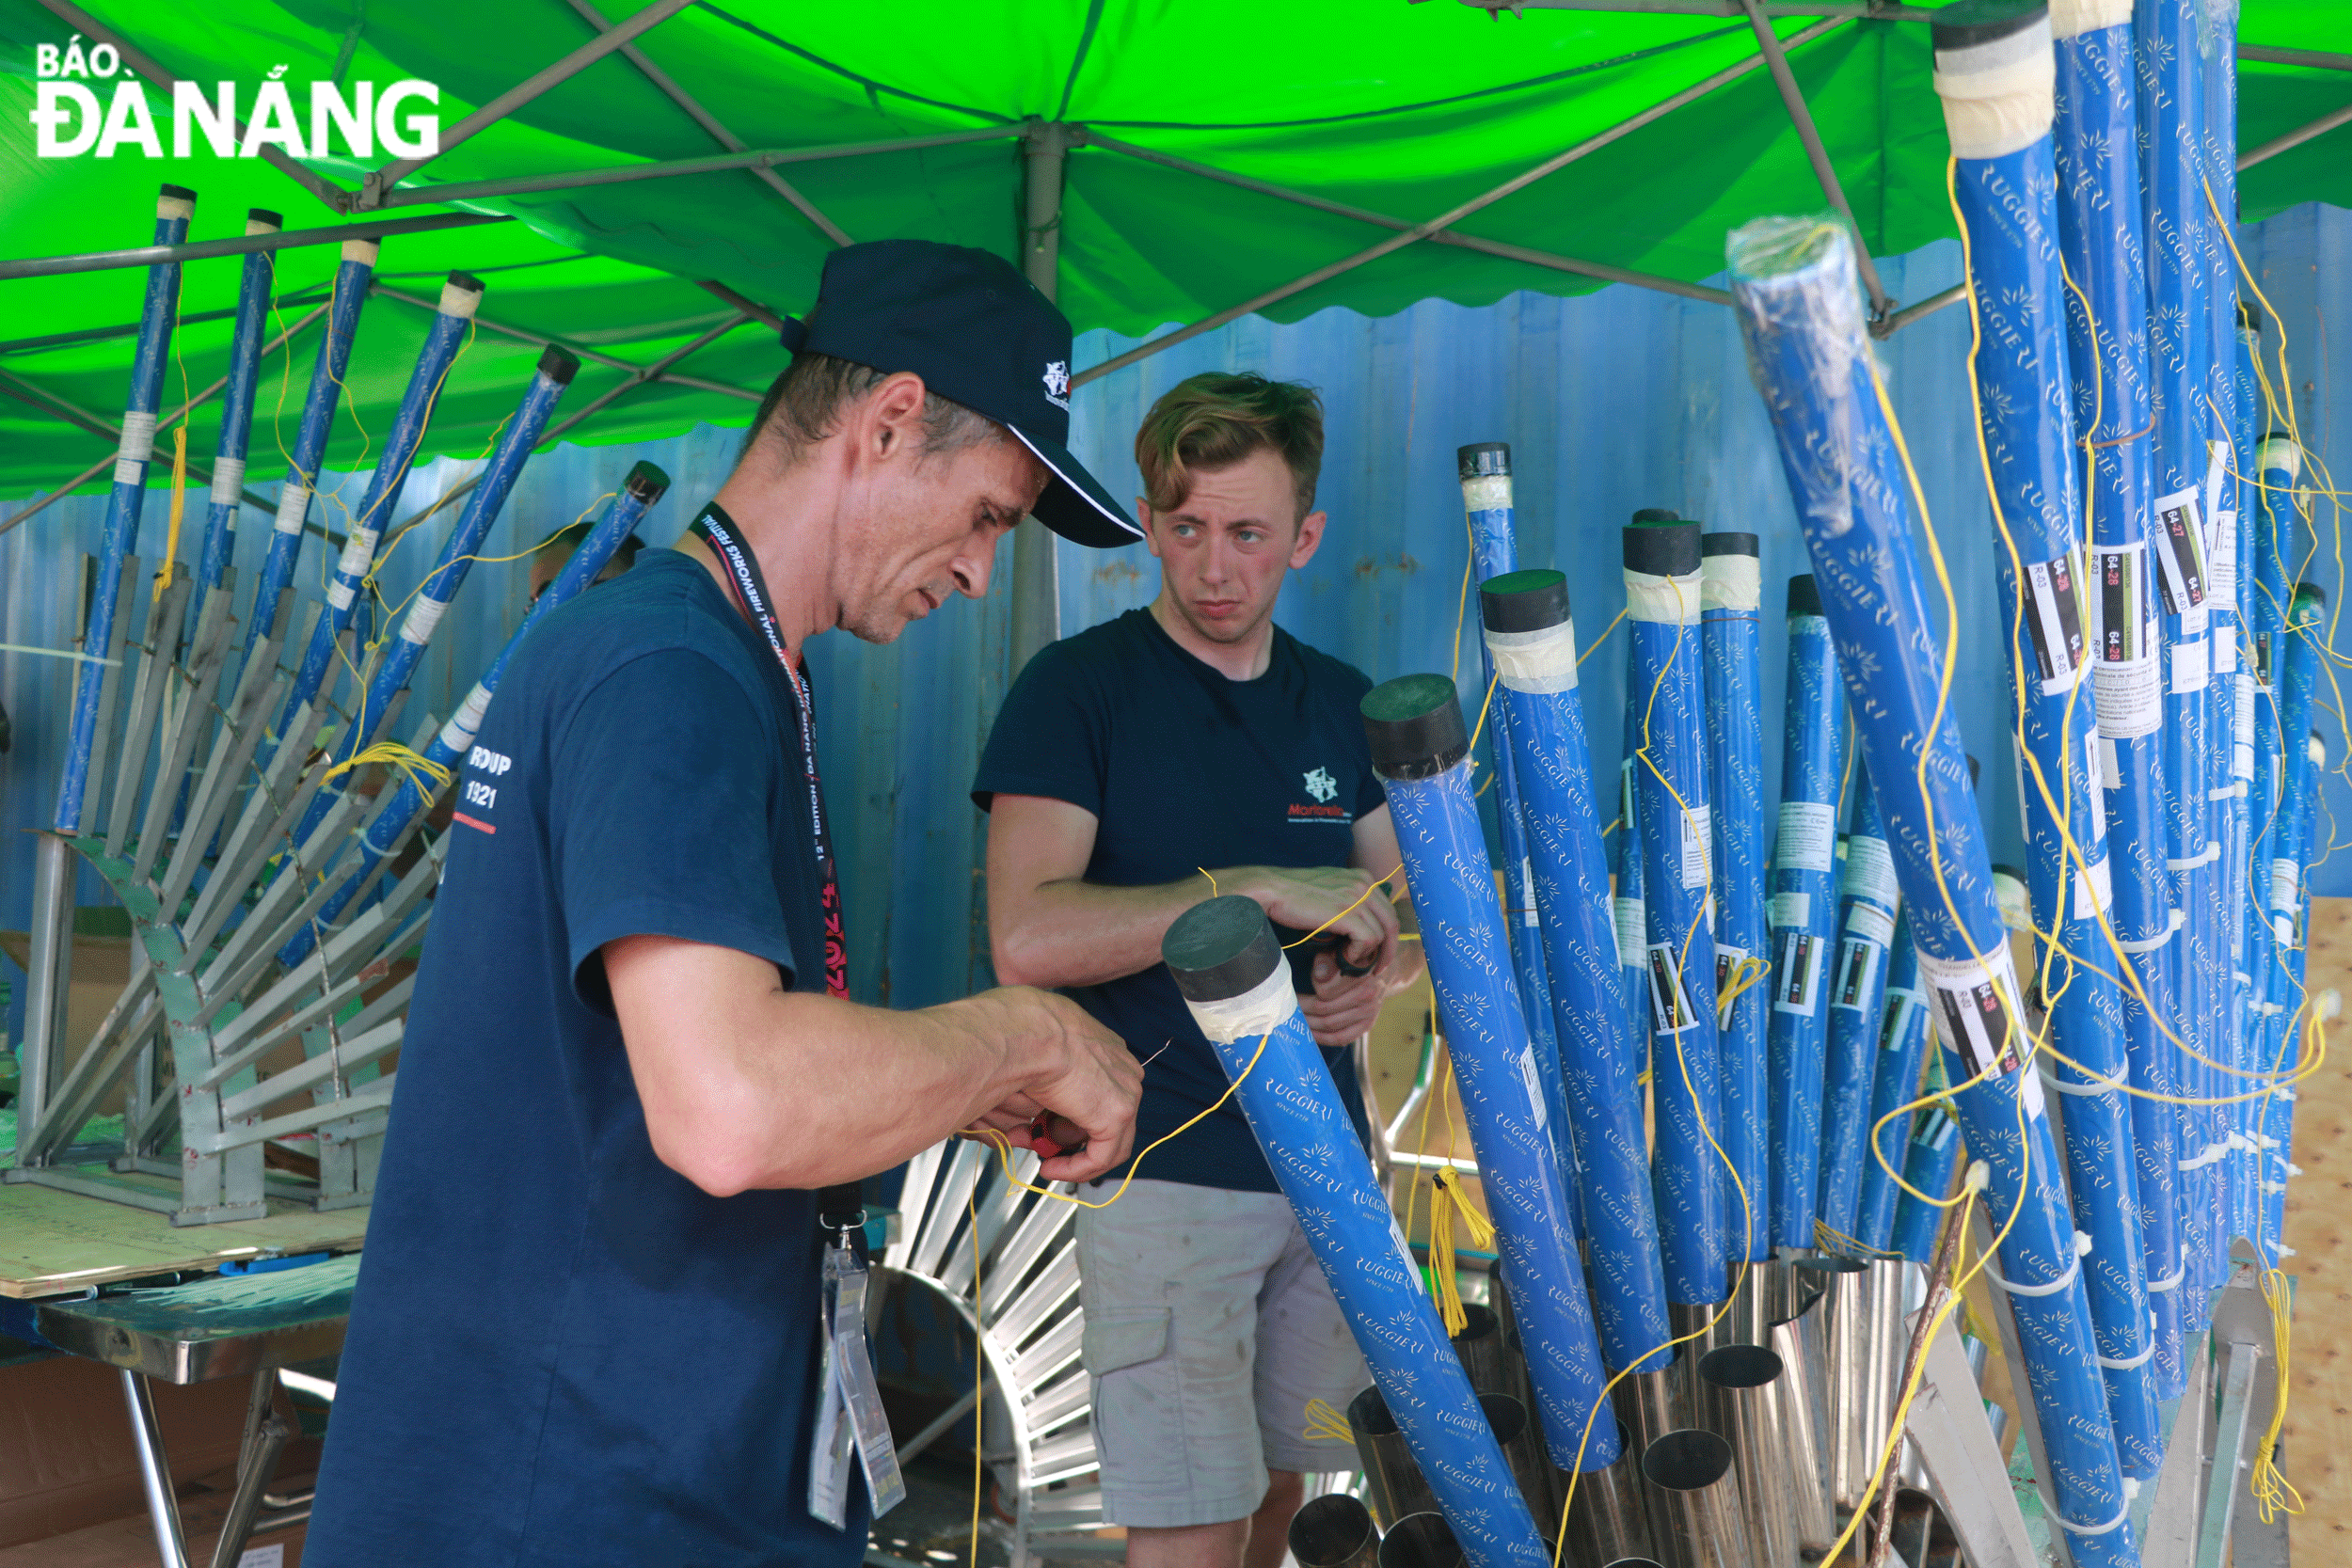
119, 1370, 190, 1568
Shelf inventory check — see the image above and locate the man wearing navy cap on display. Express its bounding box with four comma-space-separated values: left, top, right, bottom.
307, 241, 1146, 1567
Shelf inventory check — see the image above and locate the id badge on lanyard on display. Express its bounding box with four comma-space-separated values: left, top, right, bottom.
808, 1223, 906, 1527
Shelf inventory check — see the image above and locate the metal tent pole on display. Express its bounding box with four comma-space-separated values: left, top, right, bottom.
1009, 124, 1070, 681
1735, 0, 1892, 322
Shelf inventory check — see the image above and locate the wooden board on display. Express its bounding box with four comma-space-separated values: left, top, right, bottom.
0, 1180, 367, 1300
2284, 895, 2352, 1562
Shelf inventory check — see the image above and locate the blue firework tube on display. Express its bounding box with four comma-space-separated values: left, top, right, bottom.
246, 239, 378, 661
278, 274, 485, 742
282, 345, 581, 861
1948, 103, 2164, 1473
1364, 675, 1622, 1470
1164, 899, 1548, 1567
1699, 531, 1769, 1260
294, 463, 671, 954
1483, 569, 1674, 1375
1853, 916, 1931, 1252
1889, 1102, 1963, 1265
2224, 330, 2261, 1248
2052, 0, 2190, 1400
1733, 99, 2134, 1568
1459, 445, 1580, 1197
1766, 576, 1845, 1250
1622, 517, 1725, 1302
1614, 784, 1648, 1037
2246, 436, 2301, 1250
56, 184, 195, 833
2259, 585, 2325, 1257
190, 208, 282, 627
1815, 763, 1901, 1244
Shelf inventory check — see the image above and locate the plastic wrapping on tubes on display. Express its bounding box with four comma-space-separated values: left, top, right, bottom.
1815, 763, 1900, 1244
1947, 53, 2165, 1470
1729, 151, 2135, 1568
1852, 914, 1932, 1253
1363, 673, 1621, 1470
1481, 567, 1674, 1376
1699, 531, 1770, 1262
2050, 0, 2189, 1400
1622, 516, 1727, 1304
1765, 575, 1846, 1250
1163, 895, 1549, 1568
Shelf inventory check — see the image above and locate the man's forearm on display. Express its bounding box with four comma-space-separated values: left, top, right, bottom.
990, 872, 1216, 990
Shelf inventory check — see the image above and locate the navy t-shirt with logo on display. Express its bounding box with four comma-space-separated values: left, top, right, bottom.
974, 608, 1386, 1194
305, 550, 861, 1567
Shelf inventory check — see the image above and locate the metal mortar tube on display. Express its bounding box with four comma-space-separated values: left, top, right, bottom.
1452, 1304, 1513, 1397
1697, 1341, 1831, 1568
1481, 1393, 1556, 1531
1351, 1385, 1438, 1530
1611, 1347, 1691, 1456
1668, 1259, 1794, 1359
1637, 1430, 1756, 1568
1764, 1275, 1837, 1559
1554, 1456, 1661, 1568
1291, 1494, 1382, 1568
1378, 1513, 1466, 1568
1840, 1259, 1915, 1515
1791, 1255, 1875, 1513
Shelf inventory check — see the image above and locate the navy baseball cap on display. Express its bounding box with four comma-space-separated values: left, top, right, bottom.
778, 240, 1141, 548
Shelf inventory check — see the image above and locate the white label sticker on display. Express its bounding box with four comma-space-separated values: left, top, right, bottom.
1832, 936, 1883, 1011
1391, 1213, 1420, 1279
1714, 943, 1751, 1026
237, 1547, 284, 1568
1518, 1044, 1549, 1129
1681, 804, 1712, 890
2215, 632, 2239, 673
1646, 943, 1699, 1034
2271, 858, 2300, 913
1845, 901, 1898, 948
1518, 857, 1538, 927
114, 409, 157, 485
1776, 800, 1836, 873
2099, 735, 2121, 789
2076, 852, 2114, 921
2169, 636, 2209, 695
2151, 486, 2209, 617
210, 455, 246, 507
2209, 512, 2239, 605
1842, 835, 1900, 909
2094, 655, 2164, 739
1772, 928, 1826, 1017
1769, 889, 1812, 928
2022, 552, 2088, 695
1614, 896, 1645, 967
1880, 988, 1925, 1052
274, 483, 311, 536
401, 593, 449, 647
1915, 944, 2044, 1120
2081, 733, 2108, 838
326, 580, 356, 612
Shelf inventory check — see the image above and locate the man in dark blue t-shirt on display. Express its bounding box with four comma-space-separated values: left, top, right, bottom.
305, 243, 1145, 1568
976, 373, 1425, 1568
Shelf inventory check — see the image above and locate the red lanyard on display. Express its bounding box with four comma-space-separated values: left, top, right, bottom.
690, 506, 848, 1001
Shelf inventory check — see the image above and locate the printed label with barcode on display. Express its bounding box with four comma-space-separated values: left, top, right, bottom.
1775, 800, 1836, 873
1772, 929, 1825, 1017
1681, 803, 1712, 890
1646, 943, 1699, 1035
2022, 552, 2088, 695
1916, 946, 2044, 1120
2151, 487, 2208, 617
1615, 896, 1646, 967
1518, 1043, 1549, 1129
2092, 543, 2146, 663
1832, 935, 1883, 1011
1842, 835, 1900, 909
1769, 889, 1812, 928
1880, 987, 1925, 1052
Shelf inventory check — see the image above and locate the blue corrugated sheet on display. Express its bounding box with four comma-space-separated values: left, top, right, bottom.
2, 207, 2344, 1036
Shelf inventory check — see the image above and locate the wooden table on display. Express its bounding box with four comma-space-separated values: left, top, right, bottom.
0, 1178, 367, 1301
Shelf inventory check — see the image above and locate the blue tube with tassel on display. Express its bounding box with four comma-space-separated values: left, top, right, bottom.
1622, 516, 1725, 1303
247, 239, 378, 661
1483, 568, 1674, 1376
1766, 575, 1844, 1250
1164, 896, 1549, 1568
1459, 444, 1580, 1201
1948, 87, 2164, 1472
1854, 914, 1931, 1253
1700, 531, 1770, 1261
299, 463, 672, 945
1365, 673, 1622, 1470
191, 207, 280, 627
1731, 162, 2135, 1568
56, 184, 195, 834
276, 274, 485, 748
2053, 0, 2189, 1400
1890, 1100, 1963, 1266
1815, 764, 1900, 1246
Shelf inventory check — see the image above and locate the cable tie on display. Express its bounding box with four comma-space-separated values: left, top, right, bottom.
2209, 783, 2249, 800
2097, 1338, 2158, 1371
2055, 1494, 2134, 1537
2043, 1059, 2129, 1096
2165, 844, 2220, 871
2178, 1144, 2228, 1172
1984, 1231, 2090, 1298
2146, 1263, 2186, 1293
2115, 910, 2184, 953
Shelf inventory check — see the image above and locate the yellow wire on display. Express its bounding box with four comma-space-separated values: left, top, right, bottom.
968, 1183, 984, 1568
1301, 1397, 1355, 1447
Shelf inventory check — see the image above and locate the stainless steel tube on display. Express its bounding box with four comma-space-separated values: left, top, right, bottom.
1453, 1303, 1514, 1396
1611, 1347, 1691, 1456
1378, 1513, 1467, 1568
119, 1370, 191, 1568
1636, 1430, 1755, 1568
1696, 1342, 1833, 1568
1351, 1385, 1438, 1529
1822, 1259, 1913, 1515
1481, 1392, 1556, 1528
1763, 1282, 1837, 1560
1291, 1493, 1382, 1568
1555, 1455, 1661, 1568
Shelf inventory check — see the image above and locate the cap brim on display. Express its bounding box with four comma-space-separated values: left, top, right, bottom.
1007, 425, 1143, 548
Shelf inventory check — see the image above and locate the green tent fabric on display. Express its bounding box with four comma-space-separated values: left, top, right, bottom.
0, 0, 2344, 499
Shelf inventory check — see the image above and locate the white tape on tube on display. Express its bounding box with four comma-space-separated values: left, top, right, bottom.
341, 239, 381, 267
274, 483, 311, 536
1933, 12, 2057, 160
1700, 554, 1761, 612
2255, 436, 2301, 481
335, 527, 379, 582
1185, 961, 1302, 1045
438, 277, 485, 318
1623, 568, 1701, 626
1461, 475, 1513, 513
1484, 622, 1579, 694
437, 680, 494, 756
2049, 0, 2133, 39
114, 410, 157, 486
401, 593, 449, 648
209, 457, 246, 506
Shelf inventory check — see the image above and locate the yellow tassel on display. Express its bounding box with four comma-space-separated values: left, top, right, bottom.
156, 424, 188, 601
324, 740, 454, 800
1301, 1397, 1355, 1446
1428, 1169, 1497, 1338
1716, 952, 1769, 1029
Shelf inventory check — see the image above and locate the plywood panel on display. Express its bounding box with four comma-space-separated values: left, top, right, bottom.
2285, 895, 2352, 1561
0, 1181, 367, 1300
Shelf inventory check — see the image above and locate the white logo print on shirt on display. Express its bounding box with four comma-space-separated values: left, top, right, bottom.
1303, 767, 1338, 803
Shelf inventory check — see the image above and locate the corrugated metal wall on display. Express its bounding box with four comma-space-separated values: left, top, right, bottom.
2, 206, 2343, 1032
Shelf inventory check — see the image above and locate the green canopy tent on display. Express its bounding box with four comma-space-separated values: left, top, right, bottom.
0, 0, 2344, 519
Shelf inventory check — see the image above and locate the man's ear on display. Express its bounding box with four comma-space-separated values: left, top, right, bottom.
1288, 510, 1328, 570
1137, 499, 1165, 560
861, 372, 930, 457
